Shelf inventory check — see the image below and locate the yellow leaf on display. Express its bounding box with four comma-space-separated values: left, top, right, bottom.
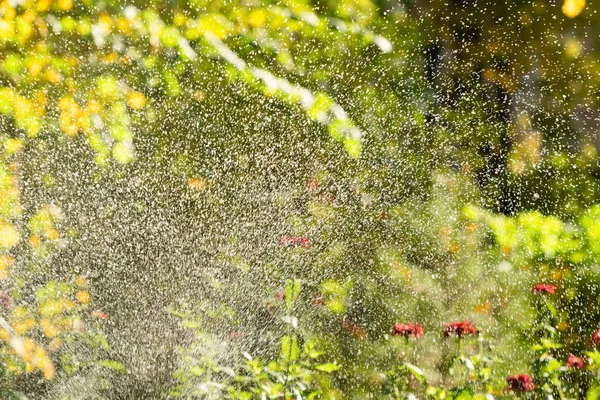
76, 290, 90, 304
39, 319, 59, 338
173, 13, 186, 27
26, 58, 45, 76
44, 67, 63, 84
29, 235, 40, 248
42, 360, 54, 379
12, 321, 29, 335
84, 99, 103, 115
187, 177, 205, 190
1, 3, 16, 20
60, 113, 79, 137
127, 92, 146, 110
0, 255, 15, 270
0, 222, 19, 249
56, 0, 73, 11
39, 300, 63, 317
74, 275, 88, 289
562, 0, 585, 18
248, 9, 267, 28
36, 0, 52, 12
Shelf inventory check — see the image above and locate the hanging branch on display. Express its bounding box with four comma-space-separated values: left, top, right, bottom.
203, 31, 365, 157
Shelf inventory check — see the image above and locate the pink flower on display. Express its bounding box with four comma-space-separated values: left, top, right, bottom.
532, 283, 556, 295
278, 236, 311, 248
566, 355, 586, 369
91, 311, 109, 320
506, 374, 535, 392
392, 323, 424, 337
443, 321, 477, 337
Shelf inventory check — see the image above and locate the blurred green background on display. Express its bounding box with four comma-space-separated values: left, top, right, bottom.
1, 0, 600, 398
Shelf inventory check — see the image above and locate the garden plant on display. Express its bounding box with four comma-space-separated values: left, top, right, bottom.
2, 0, 600, 399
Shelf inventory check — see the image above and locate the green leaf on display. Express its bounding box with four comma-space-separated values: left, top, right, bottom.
343, 137, 361, 158
543, 358, 562, 373
180, 320, 199, 329
404, 363, 426, 384
164, 70, 182, 96
285, 279, 301, 310
454, 389, 473, 400
325, 298, 345, 314
541, 338, 563, 349
166, 308, 187, 319
97, 360, 128, 373
426, 386, 439, 396
304, 340, 324, 359
93, 334, 110, 352
307, 390, 323, 400
315, 363, 339, 372
281, 335, 300, 361
587, 383, 600, 400
113, 141, 134, 164
585, 350, 600, 366
546, 301, 558, 317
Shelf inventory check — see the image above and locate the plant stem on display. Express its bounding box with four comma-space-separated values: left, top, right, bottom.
556, 381, 567, 400
283, 251, 297, 400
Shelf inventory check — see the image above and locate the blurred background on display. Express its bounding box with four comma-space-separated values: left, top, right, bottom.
1, 0, 600, 398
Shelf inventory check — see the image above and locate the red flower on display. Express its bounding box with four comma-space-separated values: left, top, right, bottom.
278, 236, 311, 248
592, 330, 600, 345
392, 323, 424, 337
443, 321, 477, 337
566, 355, 586, 369
532, 283, 556, 295
506, 374, 535, 392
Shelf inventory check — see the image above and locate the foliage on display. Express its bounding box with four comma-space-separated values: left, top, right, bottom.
170, 280, 339, 399
2, 0, 600, 398
171, 324, 339, 399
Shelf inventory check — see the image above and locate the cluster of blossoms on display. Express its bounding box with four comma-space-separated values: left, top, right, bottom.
389, 317, 537, 394
392, 323, 424, 337
391, 321, 478, 338
506, 374, 535, 392
276, 244, 600, 394
443, 321, 477, 337
532, 283, 556, 295
592, 330, 600, 345
390, 321, 478, 338
566, 355, 586, 369
507, 284, 600, 392
502, 284, 592, 393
